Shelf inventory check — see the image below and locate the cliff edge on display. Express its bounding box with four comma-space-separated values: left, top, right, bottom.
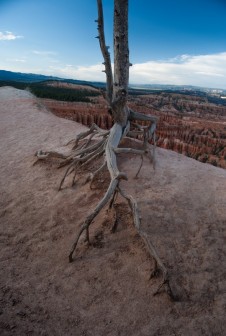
0, 87, 226, 335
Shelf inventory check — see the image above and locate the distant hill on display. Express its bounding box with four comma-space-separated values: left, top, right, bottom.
0, 70, 61, 83
0, 70, 105, 88
1, 69, 226, 97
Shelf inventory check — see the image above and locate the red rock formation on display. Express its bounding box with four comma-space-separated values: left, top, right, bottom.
40, 92, 226, 169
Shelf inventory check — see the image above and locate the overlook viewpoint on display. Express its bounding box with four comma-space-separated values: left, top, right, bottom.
0, 86, 226, 335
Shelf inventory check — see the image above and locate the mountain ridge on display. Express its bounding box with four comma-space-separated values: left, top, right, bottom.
1, 69, 226, 94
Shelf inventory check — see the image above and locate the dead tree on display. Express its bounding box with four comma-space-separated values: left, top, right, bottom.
36, 0, 174, 299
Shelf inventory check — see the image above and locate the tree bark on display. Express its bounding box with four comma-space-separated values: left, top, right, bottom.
112, 0, 129, 126
97, 0, 113, 104
36, 0, 173, 299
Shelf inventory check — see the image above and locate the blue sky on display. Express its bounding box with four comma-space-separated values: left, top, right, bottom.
0, 0, 226, 89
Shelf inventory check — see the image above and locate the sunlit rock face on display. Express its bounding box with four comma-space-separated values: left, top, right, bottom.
41, 90, 226, 169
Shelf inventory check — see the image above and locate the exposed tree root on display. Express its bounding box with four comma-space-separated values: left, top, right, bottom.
118, 186, 175, 300
68, 178, 119, 262
35, 116, 175, 300
86, 159, 107, 189
34, 0, 176, 300
135, 155, 144, 178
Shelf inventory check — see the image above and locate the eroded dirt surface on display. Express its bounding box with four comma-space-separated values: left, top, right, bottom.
1, 87, 226, 335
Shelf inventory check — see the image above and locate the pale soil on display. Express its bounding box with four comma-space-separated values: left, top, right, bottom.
0, 86, 226, 336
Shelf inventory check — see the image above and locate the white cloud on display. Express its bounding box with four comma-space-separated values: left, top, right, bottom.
3, 51, 226, 89
0, 31, 23, 40
48, 52, 226, 89
48, 63, 106, 81
32, 50, 57, 56
9, 58, 27, 63
129, 52, 226, 88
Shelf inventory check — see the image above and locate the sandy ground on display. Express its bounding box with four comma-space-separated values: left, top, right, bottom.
0, 86, 226, 336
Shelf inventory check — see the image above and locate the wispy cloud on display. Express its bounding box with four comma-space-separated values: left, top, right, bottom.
32, 50, 57, 56
47, 52, 226, 89
5, 51, 226, 90
48, 64, 105, 81
0, 31, 23, 40
7, 58, 27, 63
130, 52, 226, 87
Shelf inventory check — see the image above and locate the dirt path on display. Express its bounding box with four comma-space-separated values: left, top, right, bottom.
0, 87, 226, 335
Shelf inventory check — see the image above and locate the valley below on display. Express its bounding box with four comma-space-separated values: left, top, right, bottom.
40, 81, 226, 169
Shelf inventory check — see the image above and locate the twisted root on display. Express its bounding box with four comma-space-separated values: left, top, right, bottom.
35, 118, 175, 299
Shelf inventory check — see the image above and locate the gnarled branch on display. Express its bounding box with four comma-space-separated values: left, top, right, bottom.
34, 0, 176, 300
97, 0, 113, 104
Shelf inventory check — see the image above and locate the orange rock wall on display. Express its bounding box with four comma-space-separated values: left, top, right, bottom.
41, 95, 226, 169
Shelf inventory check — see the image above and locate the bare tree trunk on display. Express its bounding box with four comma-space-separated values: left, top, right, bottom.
112, 0, 129, 126
36, 0, 175, 300
96, 0, 113, 104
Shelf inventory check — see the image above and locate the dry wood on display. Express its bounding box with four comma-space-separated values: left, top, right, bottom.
68, 178, 119, 262
87, 159, 107, 189
118, 187, 174, 300
96, 0, 113, 104
35, 0, 175, 299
